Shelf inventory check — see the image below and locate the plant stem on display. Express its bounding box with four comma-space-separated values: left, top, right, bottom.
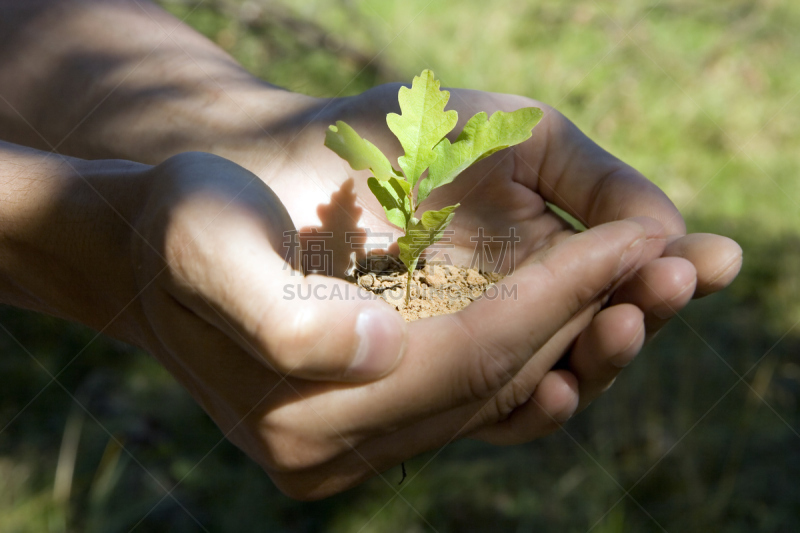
404, 189, 417, 306
405, 268, 412, 306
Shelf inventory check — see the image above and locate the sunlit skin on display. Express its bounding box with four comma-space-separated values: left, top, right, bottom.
0, 0, 742, 499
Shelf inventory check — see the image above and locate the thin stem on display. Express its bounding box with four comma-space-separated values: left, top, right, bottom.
405, 268, 412, 306
404, 186, 416, 306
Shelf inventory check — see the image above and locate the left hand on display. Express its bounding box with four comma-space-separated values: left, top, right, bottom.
243, 84, 742, 438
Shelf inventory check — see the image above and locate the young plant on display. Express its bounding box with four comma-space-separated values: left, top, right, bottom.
325, 69, 543, 305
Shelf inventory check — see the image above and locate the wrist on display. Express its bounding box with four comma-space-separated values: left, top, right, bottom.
0, 0, 323, 171
79, 79, 324, 171
0, 143, 152, 344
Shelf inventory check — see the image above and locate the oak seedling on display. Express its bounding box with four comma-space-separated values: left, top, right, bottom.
325, 69, 543, 305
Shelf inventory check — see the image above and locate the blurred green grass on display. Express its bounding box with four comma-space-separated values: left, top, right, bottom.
1, 0, 799, 531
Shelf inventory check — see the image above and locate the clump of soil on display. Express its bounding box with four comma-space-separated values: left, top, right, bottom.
353, 255, 504, 322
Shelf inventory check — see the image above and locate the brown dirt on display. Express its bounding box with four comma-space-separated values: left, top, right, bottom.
352, 255, 504, 322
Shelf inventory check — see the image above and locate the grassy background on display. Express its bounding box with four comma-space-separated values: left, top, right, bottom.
1, 0, 799, 531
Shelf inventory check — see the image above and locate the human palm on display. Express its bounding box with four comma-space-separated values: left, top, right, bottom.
261, 87, 569, 276
253, 83, 730, 352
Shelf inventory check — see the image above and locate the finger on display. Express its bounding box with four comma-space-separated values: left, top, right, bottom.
474, 303, 645, 439
269, 369, 581, 499
444, 220, 662, 441
514, 104, 686, 235
140, 288, 352, 490
253, 217, 666, 465
263, 273, 409, 381
159, 155, 407, 382
199, 249, 408, 383
264, 300, 635, 496
452, 217, 663, 380
267, 298, 599, 494
138, 284, 286, 439
467, 291, 599, 433
469, 370, 579, 445
610, 256, 697, 337
569, 303, 645, 411
312, 218, 667, 431
662, 233, 743, 298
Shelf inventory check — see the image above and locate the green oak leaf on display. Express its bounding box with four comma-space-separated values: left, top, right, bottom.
367, 176, 412, 230
324, 70, 543, 304
386, 69, 458, 189
398, 204, 459, 272
418, 107, 543, 203
325, 121, 400, 181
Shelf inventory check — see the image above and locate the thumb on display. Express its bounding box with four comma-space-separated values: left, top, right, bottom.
333, 218, 668, 422
194, 236, 408, 382
465, 217, 666, 358
441, 218, 665, 401
148, 153, 407, 382
256, 272, 408, 381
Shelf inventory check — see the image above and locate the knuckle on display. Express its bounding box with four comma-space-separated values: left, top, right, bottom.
246, 407, 342, 475
540, 259, 607, 323
269, 474, 326, 502
540, 260, 590, 315
268, 466, 352, 502
220, 402, 354, 502
493, 380, 534, 421
257, 308, 311, 374
472, 380, 533, 430
464, 341, 521, 400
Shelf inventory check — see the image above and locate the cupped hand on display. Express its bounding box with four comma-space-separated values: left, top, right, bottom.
0, 0, 742, 500
129, 152, 670, 499
246, 83, 742, 436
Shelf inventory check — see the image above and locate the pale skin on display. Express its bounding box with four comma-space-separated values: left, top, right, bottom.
0, 0, 742, 499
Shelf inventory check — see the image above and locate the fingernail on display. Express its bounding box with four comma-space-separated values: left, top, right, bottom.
348, 306, 406, 379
